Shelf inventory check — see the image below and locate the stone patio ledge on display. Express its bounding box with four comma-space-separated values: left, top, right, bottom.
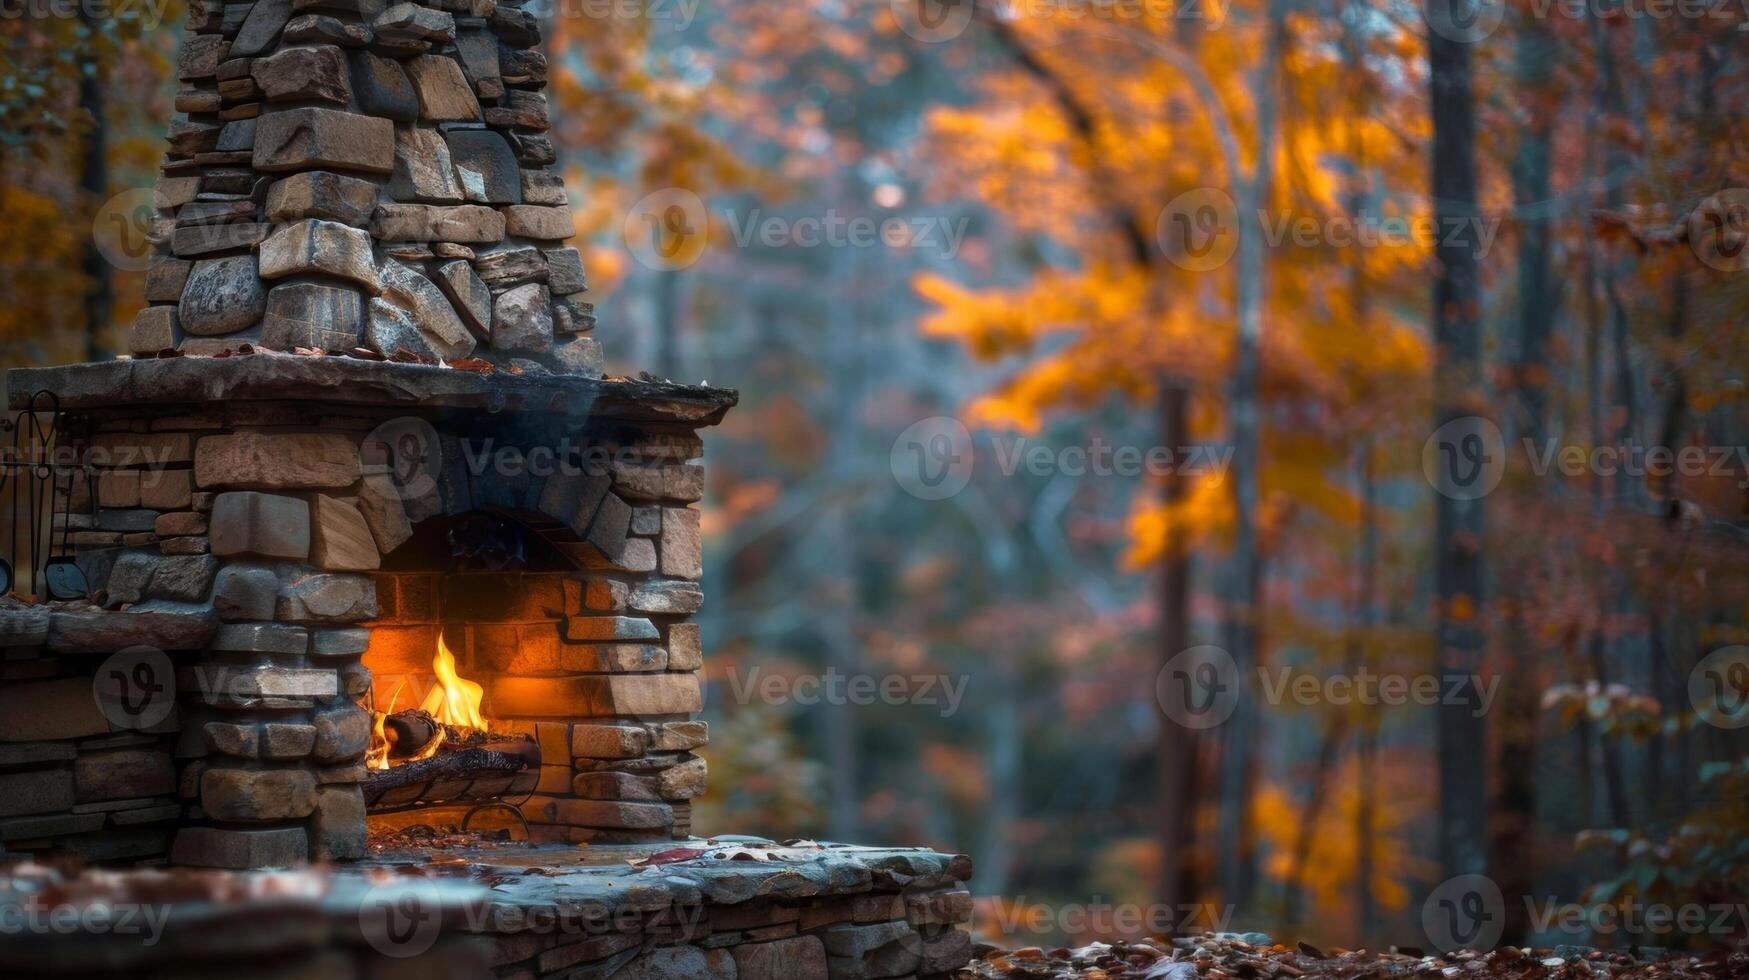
0, 838, 975, 977
6, 354, 739, 425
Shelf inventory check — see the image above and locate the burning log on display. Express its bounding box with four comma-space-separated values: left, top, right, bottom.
362, 738, 540, 810
382, 709, 443, 761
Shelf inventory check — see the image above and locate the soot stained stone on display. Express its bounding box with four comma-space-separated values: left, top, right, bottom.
348, 49, 419, 122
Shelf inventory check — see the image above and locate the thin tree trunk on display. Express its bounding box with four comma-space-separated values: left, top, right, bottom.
1217, 0, 1283, 909
1156, 384, 1198, 931
78, 7, 110, 361
1353, 444, 1380, 942
1429, 0, 1489, 883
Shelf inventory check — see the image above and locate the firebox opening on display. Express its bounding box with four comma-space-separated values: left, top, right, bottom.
378, 510, 578, 574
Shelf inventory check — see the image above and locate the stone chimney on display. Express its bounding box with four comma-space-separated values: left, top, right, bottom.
143, 0, 598, 373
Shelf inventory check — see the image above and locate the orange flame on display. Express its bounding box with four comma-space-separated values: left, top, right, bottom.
421, 632, 486, 731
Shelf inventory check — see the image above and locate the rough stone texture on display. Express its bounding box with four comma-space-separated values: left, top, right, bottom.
209, 490, 312, 559
253, 106, 395, 174
278, 573, 379, 623
0, 769, 76, 818
311, 493, 381, 570
661, 506, 703, 579
491, 282, 552, 352
473, 245, 545, 287
668, 622, 704, 670
179, 255, 266, 336
258, 218, 381, 292
391, 125, 464, 201
445, 129, 522, 204
251, 44, 350, 104
544, 246, 587, 294
198, 432, 361, 489
213, 563, 282, 620
377, 259, 477, 360
733, 937, 829, 980
150, 554, 220, 602
312, 784, 367, 859
434, 259, 492, 337
313, 704, 371, 762
170, 825, 307, 869
372, 202, 504, 242
571, 724, 648, 760
405, 53, 480, 121
261, 281, 366, 350
348, 48, 419, 121
212, 622, 310, 654
202, 767, 317, 821
230, 0, 293, 56
264, 170, 379, 224
355, 472, 415, 553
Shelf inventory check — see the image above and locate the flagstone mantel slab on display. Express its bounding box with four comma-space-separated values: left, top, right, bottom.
6, 354, 737, 425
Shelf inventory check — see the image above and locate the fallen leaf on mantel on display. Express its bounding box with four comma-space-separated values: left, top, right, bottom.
627, 847, 708, 868
449, 357, 497, 374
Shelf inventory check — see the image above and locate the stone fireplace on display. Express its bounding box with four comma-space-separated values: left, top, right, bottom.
0, 2, 974, 974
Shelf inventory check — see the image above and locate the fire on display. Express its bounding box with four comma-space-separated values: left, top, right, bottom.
422, 633, 486, 731
364, 633, 487, 771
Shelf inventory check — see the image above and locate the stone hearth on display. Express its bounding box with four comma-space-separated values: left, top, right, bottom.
0, 838, 974, 978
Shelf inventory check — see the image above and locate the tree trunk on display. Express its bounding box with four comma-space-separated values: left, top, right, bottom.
1217, 0, 1283, 910
1156, 384, 1198, 930
1429, 0, 1489, 883
78, 7, 110, 361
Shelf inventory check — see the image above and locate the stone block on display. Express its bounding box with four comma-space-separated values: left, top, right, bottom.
149, 554, 219, 602
265, 170, 379, 225
145, 256, 193, 303
141, 471, 195, 511
819, 922, 922, 979
434, 259, 492, 337
213, 563, 282, 620
564, 616, 659, 642
171, 825, 308, 869
311, 494, 381, 570
132, 306, 179, 354
259, 218, 381, 292
254, 106, 395, 174
355, 472, 415, 554
490, 282, 552, 352
667, 623, 703, 671
278, 573, 379, 623
473, 244, 546, 287
202, 766, 317, 821
251, 44, 350, 104
0, 768, 75, 817
611, 947, 735, 980
178, 255, 267, 337
405, 53, 480, 121
521, 796, 671, 830
628, 579, 703, 616
521, 168, 566, 206
656, 756, 707, 800
660, 507, 702, 579
212, 623, 310, 655
263, 722, 318, 759
312, 783, 367, 859
311, 627, 370, 657
205, 721, 260, 758
197, 433, 361, 490
570, 724, 648, 759
650, 720, 708, 751
313, 704, 371, 762
210, 492, 311, 559
733, 937, 829, 980
348, 48, 418, 121
107, 551, 159, 605
446, 129, 521, 204
372, 202, 504, 242
75, 748, 176, 802
230, 0, 293, 56
377, 258, 477, 360
390, 129, 463, 208
262, 282, 367, 351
